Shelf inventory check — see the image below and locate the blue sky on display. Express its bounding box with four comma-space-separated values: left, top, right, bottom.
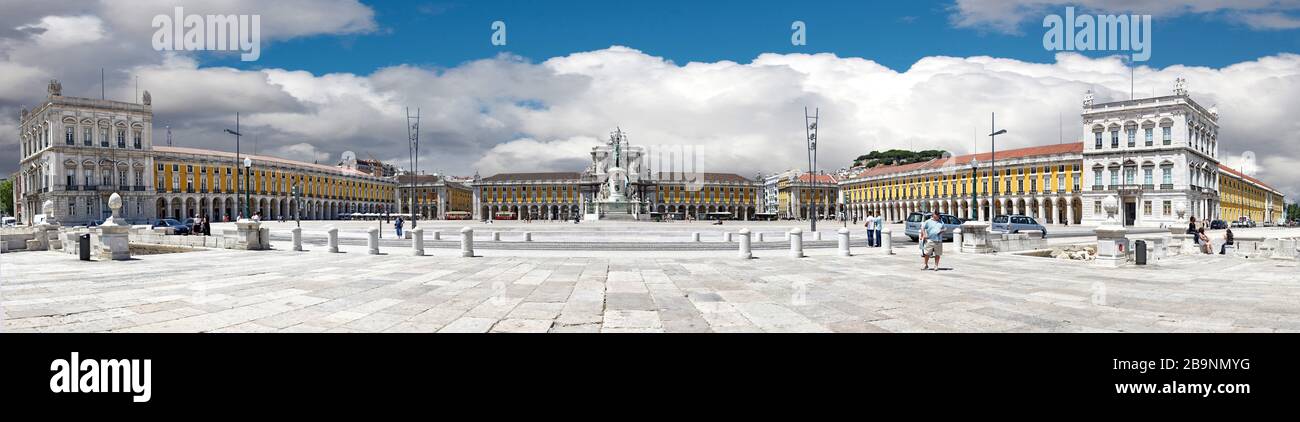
215, 0, 1299, 74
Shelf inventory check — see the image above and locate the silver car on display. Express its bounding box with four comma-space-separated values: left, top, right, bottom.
904, 212, 962, 242
991, 215, 1047, 238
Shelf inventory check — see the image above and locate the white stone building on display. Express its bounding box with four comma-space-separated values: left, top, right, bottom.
1080, 81, 1221, 227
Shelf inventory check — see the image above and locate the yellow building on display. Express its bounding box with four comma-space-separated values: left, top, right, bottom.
1217, 164, 1284, 224
776, 172, 838, 220
394, 174, 473, 219
152, 146, 395, 221
840, 143, 1085, 223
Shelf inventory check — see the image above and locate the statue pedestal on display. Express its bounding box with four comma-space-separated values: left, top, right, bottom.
1094, 225, 1129, 268
227, 220, 266, 250
96, 224, 131, 261
960, 221, 992, 254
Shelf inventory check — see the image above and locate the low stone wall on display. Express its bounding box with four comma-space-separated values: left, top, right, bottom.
0, 231, 36, 252
130, 232, 230, 249
988, 232, 1046, 253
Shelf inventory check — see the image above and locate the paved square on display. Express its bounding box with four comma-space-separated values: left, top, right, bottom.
3, 241, 1298, 333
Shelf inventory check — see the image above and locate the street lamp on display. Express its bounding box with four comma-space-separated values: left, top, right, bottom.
224, 113, 243, 220
291, 184, 301, 227
243, 157, 252, 221
989, 112, 1007, 219
804, 107, 819, 232
970, 157, 980, 221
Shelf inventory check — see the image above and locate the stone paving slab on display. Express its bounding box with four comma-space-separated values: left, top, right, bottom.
2, 241, 1298, 333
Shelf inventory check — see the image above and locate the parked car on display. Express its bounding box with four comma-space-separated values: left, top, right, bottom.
1209, 219, 1228, 230
1232, 219, 1257, 228
181, 217, 198, 232
990, 215, 1048, 238
152, 218, 191, 235
904, 212, 963, 242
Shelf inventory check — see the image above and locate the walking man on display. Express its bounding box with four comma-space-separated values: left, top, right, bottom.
395, 216, 404, 238
920, 210, 944, 270
864, 212, 877, 248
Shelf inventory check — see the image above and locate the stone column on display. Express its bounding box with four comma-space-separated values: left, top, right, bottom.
837, 228, 850, 257
738, 228, 752, 259
881, 227, 893, 255
95, 193, 131, 260
953, 227, 963, 254
367, 228, 380, 255
327, 227, 339, 253
789, 227, 803, 258
412, 227, 424, 256
460, 226, 474, 257
1095, 194, 1129, 267
291, 227, 303, 251
691, 232, 700, 242
723, 232, 732, 242
491, 231, 500, 241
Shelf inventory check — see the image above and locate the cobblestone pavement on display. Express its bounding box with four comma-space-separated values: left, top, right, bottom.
3, 242, 1298, 333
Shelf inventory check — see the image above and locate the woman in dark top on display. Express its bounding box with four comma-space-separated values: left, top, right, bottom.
1187, 216, 1199, 244
1219, 229, 1234, 254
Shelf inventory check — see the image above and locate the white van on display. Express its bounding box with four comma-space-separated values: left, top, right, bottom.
1, 216, 16, 227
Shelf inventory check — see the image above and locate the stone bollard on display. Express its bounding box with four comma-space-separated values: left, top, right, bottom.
412, 227, 425, 256
460, 227, 475, 257
837, 228, 850, 257
738, 228, 752, 259
492, 232, 501, 241
291, 227, 303, 251
789, 228, 804, 258
432, 231, 441, 241
881, 227, 893, 255
723, 232, 733, 242
327, 227, 340, 253
757, 232, 765, 242
952, 228, 963, 254
814, 231, 823, 241
524, 232, 532, 242
692, 232, 701, 242
367, 228, 380, 255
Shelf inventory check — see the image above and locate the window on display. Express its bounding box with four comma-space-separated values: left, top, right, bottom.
1093, 169, 1103, 187
1111, 131, 1119, 148
133, 130, 142, 149
69, 198, 76, 216
1124, 167, 1135, 185
83, 127, 92, 146
1162, 167, 1172, 185
1094, 201, 1102, 215
100, 128, 109, 147
1144, 128, 1153, 146
86, 198, 92, 215
1094, 132, 1102, 149
65, 127, 74, 145
119, 170, 127, 186
1127, 128, 1136, 147
1144, 201, 1152, 215
1143, 168, 1153, 185
66, 174, 75, 187
102, 170, 112, 186
1109, 169, 1118, 186
116, 130, 125, 148
1162, 127, 1171, 145
134, 171, 143, 187
84, 170, 92, 186
1162, 200, 1172, 216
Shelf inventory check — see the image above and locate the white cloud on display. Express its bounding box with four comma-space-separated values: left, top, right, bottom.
15, 15, 106, 47
1231, 11, 1300, 29
0, 6, 1297, 203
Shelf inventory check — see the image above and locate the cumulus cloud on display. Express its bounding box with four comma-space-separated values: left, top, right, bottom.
15, 15, 106, 47
0, 4, 1297, 202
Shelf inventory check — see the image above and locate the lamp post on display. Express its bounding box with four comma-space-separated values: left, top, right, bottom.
242, 157, 252, 220
970, 157, 979, 221
804, 107, 819, 232
292, 184, 301, 228
988, 112, 1007, 219
224, 113, 243, 220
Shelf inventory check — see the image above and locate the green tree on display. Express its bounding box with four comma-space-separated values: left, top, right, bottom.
853, 149, 949, 168
1287, 202, 1299, 222
0, 179, 12, 216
